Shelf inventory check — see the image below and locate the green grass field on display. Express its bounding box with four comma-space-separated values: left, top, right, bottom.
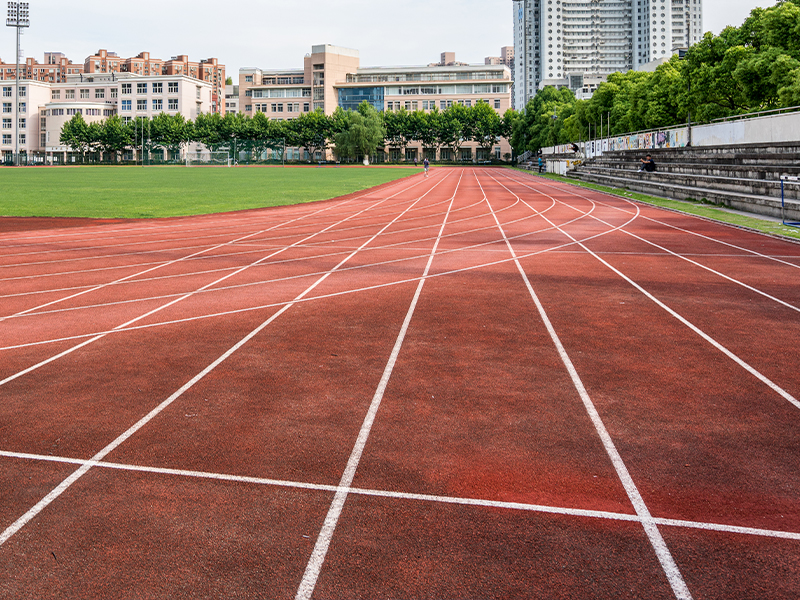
0, 166, 415, 219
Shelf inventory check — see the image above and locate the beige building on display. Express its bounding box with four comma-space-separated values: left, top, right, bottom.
0, 73, 213, 163
240, 44, 513, 162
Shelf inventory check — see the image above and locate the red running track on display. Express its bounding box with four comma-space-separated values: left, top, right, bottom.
0, 168, 799, 599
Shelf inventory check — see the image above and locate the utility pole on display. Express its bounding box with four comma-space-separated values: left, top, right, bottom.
6, 2, 30, 167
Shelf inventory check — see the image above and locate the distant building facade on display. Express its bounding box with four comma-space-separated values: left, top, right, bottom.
0, 52, 84, 83
240, 45, 513, 162
513, 0, 703, 110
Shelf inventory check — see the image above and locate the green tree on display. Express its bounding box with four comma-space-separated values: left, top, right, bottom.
334, 101, 386, 165
470, 101, 503, 158
98, 115, 131, 161
60, 113, 91, 158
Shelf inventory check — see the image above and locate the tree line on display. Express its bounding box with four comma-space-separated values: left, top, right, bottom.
512, 0, 800, 153
60, 100, 516, 162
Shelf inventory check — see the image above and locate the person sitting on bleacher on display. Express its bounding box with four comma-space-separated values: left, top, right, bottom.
638, 154, 656, 172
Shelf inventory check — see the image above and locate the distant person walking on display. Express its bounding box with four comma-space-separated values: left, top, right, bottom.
538, 156, 544, 173
423, 157, 430, 177
638, 154, 656, 172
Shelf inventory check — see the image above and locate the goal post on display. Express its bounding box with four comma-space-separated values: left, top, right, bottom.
780, 176, 800, 227
185, 151, 231, 167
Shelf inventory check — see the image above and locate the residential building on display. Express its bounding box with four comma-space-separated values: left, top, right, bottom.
486, 47, 515, 108
0, 73, 213, 163
84, 50, 226, 113
513, 0, 703, 110
225, 84, 239, 115
240, 44, 513, 162
0, 52, 84, 83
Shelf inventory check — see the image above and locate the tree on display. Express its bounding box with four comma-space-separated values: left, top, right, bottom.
470, 101, 503, 158
333, 101, 386, 165
150, 112, 191, 159
290, 109, 331, 160
98, 115, 131, 162
60, 113, 91, 158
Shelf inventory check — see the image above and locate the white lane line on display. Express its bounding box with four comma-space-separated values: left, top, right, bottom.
294, 172, 462, 600
0, 199, 640, 353
0, 174, 449, 549
506, 171, 800, 269
494, 173, 800, 412
3, 449, 799, 543
0, 202, 350, 323
0, 175, 440, 389
501, 173, 800, 314
476, 171, 694, 600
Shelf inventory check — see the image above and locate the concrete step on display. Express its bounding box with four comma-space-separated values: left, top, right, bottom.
588, 161, 800, 181
578, 166, 800, 199
568, 169, 800, 221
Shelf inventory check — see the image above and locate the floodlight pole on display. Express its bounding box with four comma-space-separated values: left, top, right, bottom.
6, 2, 30, 167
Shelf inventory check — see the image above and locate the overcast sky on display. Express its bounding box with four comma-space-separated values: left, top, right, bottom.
2, 0, 781, 73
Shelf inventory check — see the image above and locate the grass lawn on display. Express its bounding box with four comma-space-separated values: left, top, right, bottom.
517, 170, 800, 242
0, 166, 416, 219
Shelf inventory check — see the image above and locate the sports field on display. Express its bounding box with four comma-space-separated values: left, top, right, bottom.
0, 166, 413, 219
1, 168, 799, 599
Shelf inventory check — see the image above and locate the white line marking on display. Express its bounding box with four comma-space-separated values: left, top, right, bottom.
493, 173, 800, 412
0, 174, 449, 548
0, 175, 439, 388
476, 171, 694, 600
4, 448, 797, 542
294, 172, 462, 600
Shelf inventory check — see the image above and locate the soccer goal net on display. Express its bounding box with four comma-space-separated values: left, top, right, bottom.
185, 151, 231, 167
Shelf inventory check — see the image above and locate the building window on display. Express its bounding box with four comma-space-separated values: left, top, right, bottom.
121, 100, 132, 111
122, 83, 132, 95
137, 99, 147, 111
1, 87, 10, 98
18, 118, 25, 129
304, 103, 310, 112
1, 118, 10, 129
18, 86, 25, 97
245, 75, 253, 83
152, 99, 163, 111
168, 99, 178, 110
494, 99, 501, 109
2, 134, 10, 145
196, 87, 201, 99
168, 82, 178, 94
18, 102, 25, 113
111, 88, 118, 99
152, 82, 163, 94
1, 103, 10, 113
51, 90, 61, 100
95, 89, 105, 99
18, 133, 25, 145
80, 89, 90, 99
137, 83, 147, 94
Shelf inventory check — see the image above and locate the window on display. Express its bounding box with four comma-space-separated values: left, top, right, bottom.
18, 102, 25, 113
2, 134, 10, 145
138, 83, 148, 94
152, 99, 163, 111
1, 87, 10, 97
245, 75, 253, 83
152, 82, 163, 94
51, 90, 61, 100
196, 87, 201, 99
1, 118, 10, 129
494, 99, 501, 109
304, 102, 310, 112
2, 103, 10, 113
111, 88, 118, 98
95, 89, 105, 99
168, 82, 179, 94
80, 89, 90, 99
18, 133, 25, 145
121, 100, 132, 111
271, 103, 277, 112
18, 86, 25, 98
121, 83, 132, 95
137, 99, 147, 111
18, 118, 25, 129
168, 98, 178, 110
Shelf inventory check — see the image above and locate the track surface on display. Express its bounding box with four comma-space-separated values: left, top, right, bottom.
1, 168, 799, 599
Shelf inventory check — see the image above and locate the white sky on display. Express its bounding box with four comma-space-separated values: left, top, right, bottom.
1, 0, 781, 73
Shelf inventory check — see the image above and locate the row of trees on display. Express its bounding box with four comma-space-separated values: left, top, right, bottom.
60, 100, 517, 163
512, 0, 800, 153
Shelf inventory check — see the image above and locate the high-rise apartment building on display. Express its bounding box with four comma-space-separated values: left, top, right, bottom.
0, 53, 84, 83
513, 0, 702, 110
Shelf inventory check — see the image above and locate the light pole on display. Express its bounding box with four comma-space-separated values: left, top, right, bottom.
6, 2, 29, 167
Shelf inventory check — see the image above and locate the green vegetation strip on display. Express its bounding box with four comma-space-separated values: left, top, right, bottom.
513, 169, 800, 242
0, 166, 414, 219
